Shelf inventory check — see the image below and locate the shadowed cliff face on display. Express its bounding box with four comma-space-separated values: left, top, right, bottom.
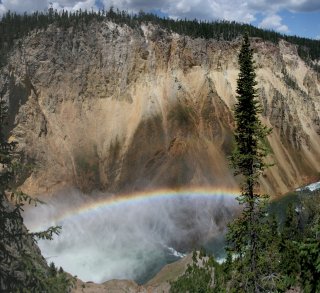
0, 21, 319, 196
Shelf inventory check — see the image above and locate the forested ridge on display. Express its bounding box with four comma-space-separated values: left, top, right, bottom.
1, 7, 320, 70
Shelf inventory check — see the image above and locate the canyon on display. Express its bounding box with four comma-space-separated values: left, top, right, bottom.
1, 18, 320, 292
1, 20, 319, 198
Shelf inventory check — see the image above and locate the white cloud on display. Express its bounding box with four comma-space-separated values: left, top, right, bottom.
259, 14, 289, 33
247, 0, 320, 13
52, 0, 97, 11
99, 0, 320, 18
0, 0, 320, 35
1, 0, 320, 16
1, 0, 47, 14
100, 0, 257, 23
0, 4, 7, 14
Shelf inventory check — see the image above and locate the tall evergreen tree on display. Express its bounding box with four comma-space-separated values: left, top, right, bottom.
226, 33, 272, 292
0, 93, 69, 291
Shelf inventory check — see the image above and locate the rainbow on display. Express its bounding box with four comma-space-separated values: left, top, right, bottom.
31, 186, 240, 232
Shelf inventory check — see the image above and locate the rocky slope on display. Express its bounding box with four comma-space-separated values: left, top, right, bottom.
71, 254, 193, 293
0, 20, 319, 196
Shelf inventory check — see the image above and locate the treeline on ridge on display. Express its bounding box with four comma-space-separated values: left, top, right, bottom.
0, 7, 320, 70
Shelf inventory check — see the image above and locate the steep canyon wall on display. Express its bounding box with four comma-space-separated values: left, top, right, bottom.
1, 21, 319, 196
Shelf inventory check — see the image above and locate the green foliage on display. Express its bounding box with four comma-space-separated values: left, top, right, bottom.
226, 33, 273, 292
299, 237, 320, 293
231, 33, 272, 179
170, 250, 226, 293
0, 93, 71, 291
296, 190, 320, 292
225, 189, 320, 292
11, 255, 74, 293
169, 178, 320, 292
226, 197, 283, 292
31, 225, 62, 241
168, 190, 320, 292
275, 190, 320, 292
277, 204, 301, 288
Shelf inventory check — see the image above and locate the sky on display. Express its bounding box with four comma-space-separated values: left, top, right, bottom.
0, 0, 319, 39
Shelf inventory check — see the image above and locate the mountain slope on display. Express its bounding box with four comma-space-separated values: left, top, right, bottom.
0, 20, 319, 196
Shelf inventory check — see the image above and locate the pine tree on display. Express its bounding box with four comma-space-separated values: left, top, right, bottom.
0, 93, 66, 291
226, 33, 272, 292
0, 93, 24, 288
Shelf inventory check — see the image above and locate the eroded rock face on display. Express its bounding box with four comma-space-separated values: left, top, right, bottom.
0, 21, 319, 196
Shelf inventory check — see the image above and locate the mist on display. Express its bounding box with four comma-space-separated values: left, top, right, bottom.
23, 188, 239, 284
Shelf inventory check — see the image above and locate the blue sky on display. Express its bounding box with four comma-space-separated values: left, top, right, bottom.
0, 0, 319, 39
252, 10, 320, 39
